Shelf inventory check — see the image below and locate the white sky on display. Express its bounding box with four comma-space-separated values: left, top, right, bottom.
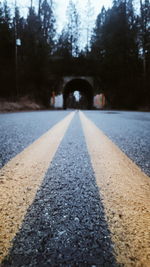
7, 0, 140, 50
8, 0, 112, 31
54, 0, 112, 31
7, 0, 112, 48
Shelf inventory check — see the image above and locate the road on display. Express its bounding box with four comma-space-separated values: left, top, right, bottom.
0, 110, 150, 266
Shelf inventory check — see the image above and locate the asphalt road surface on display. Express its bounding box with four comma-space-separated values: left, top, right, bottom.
0, 110, 150, 267
0, 110, 149, 176
0, 111, 70, 169
84, 110, 150, 177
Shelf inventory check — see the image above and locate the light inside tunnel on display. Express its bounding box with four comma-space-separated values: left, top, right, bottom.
63, 79, 93, 110
74, 91, 80, 102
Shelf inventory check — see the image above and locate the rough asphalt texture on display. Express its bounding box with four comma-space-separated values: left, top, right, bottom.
0, 110, 149, 176
84, 111, 150, 176
0, 111, 70, 168
2, 114, 117, 266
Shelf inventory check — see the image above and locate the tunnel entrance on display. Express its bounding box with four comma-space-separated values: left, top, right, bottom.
63, 79, 93, 110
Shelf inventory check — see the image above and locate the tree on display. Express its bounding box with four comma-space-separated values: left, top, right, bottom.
138, 0, 150, 105
40, 0, 56, 52
66, 0, 80, 57
90, 0, 141, 108
0, 1, 15, 99
84, 0, 94, 53
0, 0, 57, 104
55, 27, 72, 58
139, 0, 150, 76
90, 6, 106, 59
13, 1, 55, 105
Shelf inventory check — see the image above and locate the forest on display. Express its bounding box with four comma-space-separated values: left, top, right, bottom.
0, 0, 150, 109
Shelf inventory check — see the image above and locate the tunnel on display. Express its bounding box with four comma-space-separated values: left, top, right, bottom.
63, 78, 94, 110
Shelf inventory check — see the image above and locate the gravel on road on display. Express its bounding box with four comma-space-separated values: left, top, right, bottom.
2, 114, 116, 267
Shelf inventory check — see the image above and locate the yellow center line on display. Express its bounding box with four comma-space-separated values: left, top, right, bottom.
79, 111, 150, 266
0, 111, 75, 262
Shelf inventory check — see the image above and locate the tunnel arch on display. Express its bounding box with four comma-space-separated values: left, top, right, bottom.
63, 78, 94, 109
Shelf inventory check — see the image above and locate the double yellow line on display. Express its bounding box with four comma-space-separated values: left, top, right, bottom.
0, 111, 150, 266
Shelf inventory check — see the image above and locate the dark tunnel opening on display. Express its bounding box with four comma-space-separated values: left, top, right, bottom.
63, 79, 93, 110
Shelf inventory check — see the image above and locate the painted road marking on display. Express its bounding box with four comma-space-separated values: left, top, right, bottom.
80, 111, 150, 266
0, 111, 75, 262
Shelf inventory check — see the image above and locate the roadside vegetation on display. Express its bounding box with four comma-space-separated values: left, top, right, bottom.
0, 0, 150, 110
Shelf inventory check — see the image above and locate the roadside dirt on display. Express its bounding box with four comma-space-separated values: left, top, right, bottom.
0, 96, 44, 113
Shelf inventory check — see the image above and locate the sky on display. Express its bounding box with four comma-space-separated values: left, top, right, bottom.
54, 0, 112, 31
8, 0, 112, 31
7, 0, 112, 49
6, 0, 140, 49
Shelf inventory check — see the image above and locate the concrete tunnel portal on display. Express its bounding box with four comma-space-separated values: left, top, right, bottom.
63, 78, 94, 110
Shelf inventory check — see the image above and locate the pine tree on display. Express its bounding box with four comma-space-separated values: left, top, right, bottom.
90, 0, 140, 108
139, 0, 150, 76
41, 0, 56, 53
55, 27, 72, 58
84, 0, 94, 53
0, 1, 14, 99
66, 0, 80, 57
138, 0, 150, 105
91, 6, 106, 59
